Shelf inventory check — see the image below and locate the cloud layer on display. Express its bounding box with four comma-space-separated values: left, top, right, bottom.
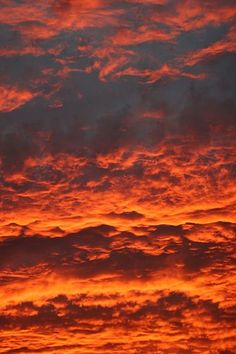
0, 0, 236, 353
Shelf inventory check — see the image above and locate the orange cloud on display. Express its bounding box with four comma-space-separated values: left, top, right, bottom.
0, 0, 235, 352
0, 85, 38, 112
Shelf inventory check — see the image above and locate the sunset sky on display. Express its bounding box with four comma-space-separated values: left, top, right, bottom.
0, 1, 236, 353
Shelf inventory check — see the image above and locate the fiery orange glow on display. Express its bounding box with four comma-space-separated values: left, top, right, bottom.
0, 1, 236, 353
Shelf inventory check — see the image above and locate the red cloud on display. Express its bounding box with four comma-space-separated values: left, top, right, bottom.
0, 0, 235, 352
0, 85, 38, 112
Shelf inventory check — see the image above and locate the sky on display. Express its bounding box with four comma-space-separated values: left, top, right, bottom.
0, 0, 236, 353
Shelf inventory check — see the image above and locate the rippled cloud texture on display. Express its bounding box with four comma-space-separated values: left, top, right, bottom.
0, 0, 236, 353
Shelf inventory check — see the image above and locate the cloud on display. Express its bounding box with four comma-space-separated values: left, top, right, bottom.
105, 211, 144, 220
0, 85, 38, 112
0, 0, 235, 353
0, 289, 235, 352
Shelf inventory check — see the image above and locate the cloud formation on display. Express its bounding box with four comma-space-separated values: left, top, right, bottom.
0, 0, 235, 353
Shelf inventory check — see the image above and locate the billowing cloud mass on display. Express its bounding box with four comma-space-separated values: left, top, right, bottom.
0, 0, 236, 353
